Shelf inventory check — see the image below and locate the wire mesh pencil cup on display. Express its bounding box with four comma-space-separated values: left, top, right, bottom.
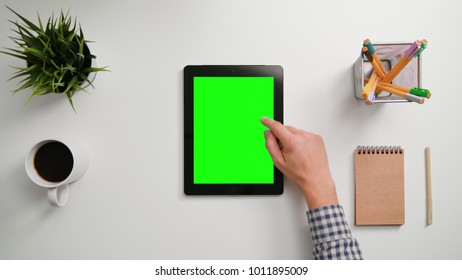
354, 42, 422, 103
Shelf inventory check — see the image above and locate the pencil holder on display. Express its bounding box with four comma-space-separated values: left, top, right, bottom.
354, 42, 422, 103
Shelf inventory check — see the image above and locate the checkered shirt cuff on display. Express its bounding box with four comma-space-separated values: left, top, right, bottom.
307, 205, 363, 260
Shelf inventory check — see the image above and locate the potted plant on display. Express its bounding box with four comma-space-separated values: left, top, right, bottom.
1, 6, 108, 111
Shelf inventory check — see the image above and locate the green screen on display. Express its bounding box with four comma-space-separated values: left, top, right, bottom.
194, 77, 274, 184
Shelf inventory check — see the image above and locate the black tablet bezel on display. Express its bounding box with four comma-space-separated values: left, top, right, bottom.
184, 65, 283, 195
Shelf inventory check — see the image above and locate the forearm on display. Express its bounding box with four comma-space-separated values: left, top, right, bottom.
307, 205, 363, 260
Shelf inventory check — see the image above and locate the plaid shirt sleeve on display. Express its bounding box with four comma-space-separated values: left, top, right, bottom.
307, 204, 363, 260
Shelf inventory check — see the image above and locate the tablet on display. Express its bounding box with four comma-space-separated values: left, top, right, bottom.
184, 65, 283, 195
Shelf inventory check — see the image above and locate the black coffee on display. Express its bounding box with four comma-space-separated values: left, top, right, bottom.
34, 141, 74, 182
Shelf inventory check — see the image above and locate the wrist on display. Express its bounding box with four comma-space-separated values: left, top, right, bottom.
300, 178, 339, 210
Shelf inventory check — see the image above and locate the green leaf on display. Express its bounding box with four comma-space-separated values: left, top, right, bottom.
6, 6, 41, 33
79, 73, 94, 90
4, 47, 24, 54
9, 19, 34, 38
63, 65, 77, 72
83, 66, 111, 73
23, 91, 37, 106
63, 75, 78, 93
15, 74, 33, 86
24, 47, 46, 59
37, 11, 43, 30
67, 93, 76, 113
14, 78, 35, 94
79, 23, 84, 40
8, 70, 30, 81
0, 50, 28, 60
75, 84, 90, 94
37, 36, 55, 57
78, 34, 84, 55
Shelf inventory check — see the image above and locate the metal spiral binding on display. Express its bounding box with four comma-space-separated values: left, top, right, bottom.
356, 146, 403, 155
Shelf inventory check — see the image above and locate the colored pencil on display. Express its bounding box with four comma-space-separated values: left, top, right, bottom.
378, 82, 431, 98
365, 72, 380, 105
362, 46, 373, 62
363, 39, 387, 74
362, 72, 378, 99
381, 41, 421, 84
377, 84, 425, 104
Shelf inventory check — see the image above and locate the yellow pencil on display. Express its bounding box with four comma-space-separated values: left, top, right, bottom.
371, 74, 379, 93
378, 82, 410, 92
362, 46, 373, 62
371, 59, 385, 78
362, 44, 385, 78
362, 72, 378, 99
364, 39, 387, 74
377, 84, 425, 104
378, 82, 432, 98
382, 40, 421, 84
365, 75, 379, 105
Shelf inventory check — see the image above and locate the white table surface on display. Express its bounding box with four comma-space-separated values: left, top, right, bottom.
1, 0, 461, 259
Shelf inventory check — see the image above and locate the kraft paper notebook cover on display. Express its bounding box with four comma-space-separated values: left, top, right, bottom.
355, 146, 405, 225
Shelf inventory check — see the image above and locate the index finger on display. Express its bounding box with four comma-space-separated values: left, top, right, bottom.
260, 117, 292, 144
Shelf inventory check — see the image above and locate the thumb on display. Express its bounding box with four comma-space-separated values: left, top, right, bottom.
264, 130, 285, 168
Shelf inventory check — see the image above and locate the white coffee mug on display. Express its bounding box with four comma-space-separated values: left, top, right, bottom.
25, 138, 89, 207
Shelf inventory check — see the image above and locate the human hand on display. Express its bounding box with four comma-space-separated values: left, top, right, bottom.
261, 117, 338, 209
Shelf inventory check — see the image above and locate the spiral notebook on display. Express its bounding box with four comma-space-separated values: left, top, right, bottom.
354, 146, 405, 225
